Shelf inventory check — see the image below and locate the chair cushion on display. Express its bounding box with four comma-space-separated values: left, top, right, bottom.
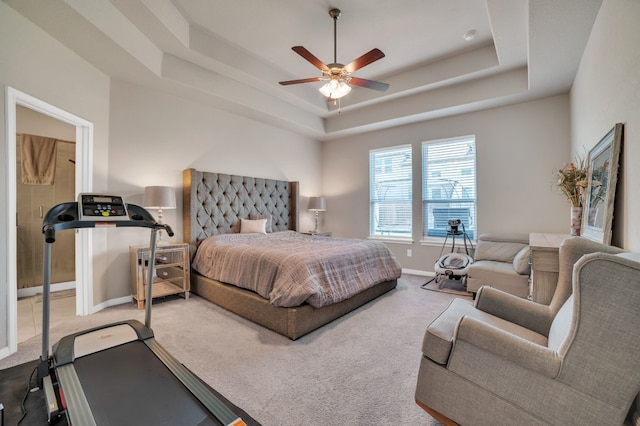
466, 260, 530, 297
423, 298, 548, 365
474, 240, 527, 262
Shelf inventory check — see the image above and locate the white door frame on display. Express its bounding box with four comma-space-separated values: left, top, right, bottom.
4, 87, 93, 356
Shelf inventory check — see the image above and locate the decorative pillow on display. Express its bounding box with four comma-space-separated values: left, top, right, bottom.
240, 218, 267, 234
249, 213, 272, 232
474, 241, 526, 263
513, 246, 532, 275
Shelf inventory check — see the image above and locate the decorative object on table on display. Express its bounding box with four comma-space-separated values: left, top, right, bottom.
581, 123, 623, 245
308, 196, 326, 234
143, 186, 176, 244
555, 153, 588, 235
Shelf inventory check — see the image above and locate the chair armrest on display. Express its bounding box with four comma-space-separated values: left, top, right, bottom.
474, 286, 554, 336
454, 315, 561, 378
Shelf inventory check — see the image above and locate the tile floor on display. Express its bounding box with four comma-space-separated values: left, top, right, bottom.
17, 290, 76, 344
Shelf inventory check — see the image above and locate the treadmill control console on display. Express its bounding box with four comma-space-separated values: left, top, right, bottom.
79, 194, 129, 221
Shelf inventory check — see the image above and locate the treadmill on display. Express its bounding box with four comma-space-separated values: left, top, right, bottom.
38, 194, 247, 425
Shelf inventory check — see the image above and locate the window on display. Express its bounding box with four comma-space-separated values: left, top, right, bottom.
422, 136, 476, 239
370, 145, 412, 237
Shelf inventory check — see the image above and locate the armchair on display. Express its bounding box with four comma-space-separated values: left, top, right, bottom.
466, 233, 530, 298
415, 237, 638, 425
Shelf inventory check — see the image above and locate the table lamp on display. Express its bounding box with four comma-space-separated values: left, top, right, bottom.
308, 196, 326, 234
143, 186, 176, 245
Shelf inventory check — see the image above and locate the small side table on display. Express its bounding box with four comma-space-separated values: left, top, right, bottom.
129, 242, 190, 309
301, 231, 332, 237
529, 233, 570, 304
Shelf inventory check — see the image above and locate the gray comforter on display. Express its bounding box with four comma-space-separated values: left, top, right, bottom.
191, 231, 402, 308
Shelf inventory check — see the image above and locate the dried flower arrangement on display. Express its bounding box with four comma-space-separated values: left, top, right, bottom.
556, 155, 588, 208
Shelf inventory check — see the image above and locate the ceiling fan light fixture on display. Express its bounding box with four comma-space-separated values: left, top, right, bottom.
319, 79, 351, 99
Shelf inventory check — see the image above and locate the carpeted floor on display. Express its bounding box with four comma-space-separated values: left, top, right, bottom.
0, 274, 461, 425
421, 275, 474, 297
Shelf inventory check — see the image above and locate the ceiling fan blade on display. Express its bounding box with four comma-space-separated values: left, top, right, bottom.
279, 77, 323, 86
348, 77, 389, 92
343, 48, 385, 73
292, 46, 329, 71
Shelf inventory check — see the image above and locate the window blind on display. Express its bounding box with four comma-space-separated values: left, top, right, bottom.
422, 137, 476, 239
370, 145, 412, 236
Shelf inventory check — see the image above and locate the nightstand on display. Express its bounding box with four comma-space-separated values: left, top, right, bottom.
129, 242, 190, 309
529, 233, 570, 304
301, 231, 332, 237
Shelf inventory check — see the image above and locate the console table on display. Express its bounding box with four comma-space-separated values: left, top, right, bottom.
529, 233, 570, 304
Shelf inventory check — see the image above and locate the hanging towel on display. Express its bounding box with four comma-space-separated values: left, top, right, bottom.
20, 134, 58, 185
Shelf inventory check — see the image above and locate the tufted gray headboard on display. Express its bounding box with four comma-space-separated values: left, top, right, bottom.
183, 168, 299, 257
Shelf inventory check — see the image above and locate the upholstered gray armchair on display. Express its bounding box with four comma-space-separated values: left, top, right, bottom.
466, 233, 531, 298
415, 237, 640, 425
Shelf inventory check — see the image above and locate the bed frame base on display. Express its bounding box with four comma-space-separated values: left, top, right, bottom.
191, 273, 397, 340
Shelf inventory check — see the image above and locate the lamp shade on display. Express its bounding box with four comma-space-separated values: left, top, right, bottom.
143, 186, 176, 209
307, 196, 326, 211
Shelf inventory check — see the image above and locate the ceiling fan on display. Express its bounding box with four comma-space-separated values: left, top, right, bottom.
279, 8, 389, 100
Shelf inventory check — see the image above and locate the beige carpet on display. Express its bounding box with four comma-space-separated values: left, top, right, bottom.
0, 274, 463, 425
421, 276, 474, 297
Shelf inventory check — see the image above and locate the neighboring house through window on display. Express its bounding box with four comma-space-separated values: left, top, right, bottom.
369, 145, 412, 238
422, 136, 477, 240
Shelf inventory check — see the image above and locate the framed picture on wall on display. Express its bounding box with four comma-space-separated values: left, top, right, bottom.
581, 123, 623, 245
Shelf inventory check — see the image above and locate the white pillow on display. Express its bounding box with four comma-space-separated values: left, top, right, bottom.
249, 213, 272, 232
240, 218, 267, 234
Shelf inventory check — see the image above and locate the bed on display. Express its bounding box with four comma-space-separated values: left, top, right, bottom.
183, 168, 401, 339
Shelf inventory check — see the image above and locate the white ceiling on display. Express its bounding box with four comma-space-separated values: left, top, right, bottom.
4, 0, 603, 141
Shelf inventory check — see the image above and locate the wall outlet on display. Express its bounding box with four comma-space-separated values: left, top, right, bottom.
407, 249, 412, 257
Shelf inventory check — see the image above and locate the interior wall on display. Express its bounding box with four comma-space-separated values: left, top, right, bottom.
570, 0, 640, 250
0, 2, 110, 353
322, 95, 571, 272
105, 80, 323, 301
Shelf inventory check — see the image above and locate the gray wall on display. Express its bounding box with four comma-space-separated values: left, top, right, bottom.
322, 95, 571, 272
0, 3, 110, 353
571, 0, 640, 251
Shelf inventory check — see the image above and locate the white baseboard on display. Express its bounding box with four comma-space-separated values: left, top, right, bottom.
17, 281, 76, 298
402, 268, 435, 277
90, 295, 134, 314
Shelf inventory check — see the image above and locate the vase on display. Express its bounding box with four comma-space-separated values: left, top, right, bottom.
570, 206, 582, 236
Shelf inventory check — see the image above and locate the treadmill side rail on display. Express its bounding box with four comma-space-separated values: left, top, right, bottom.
145, 338, 247, 426
56, 365, 97, 426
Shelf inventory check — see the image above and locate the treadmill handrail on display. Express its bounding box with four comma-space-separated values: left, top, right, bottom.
42, 202, 174, 243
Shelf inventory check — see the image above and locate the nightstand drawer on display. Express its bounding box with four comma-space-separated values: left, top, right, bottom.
130, 243, 190, 309
144, 265, 185, 285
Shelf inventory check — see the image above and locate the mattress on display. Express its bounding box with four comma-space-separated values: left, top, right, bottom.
191, 231, 402, 308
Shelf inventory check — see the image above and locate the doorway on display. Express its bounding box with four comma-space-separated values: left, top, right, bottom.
16, 107, 77, 343
3, 87, 94, 357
